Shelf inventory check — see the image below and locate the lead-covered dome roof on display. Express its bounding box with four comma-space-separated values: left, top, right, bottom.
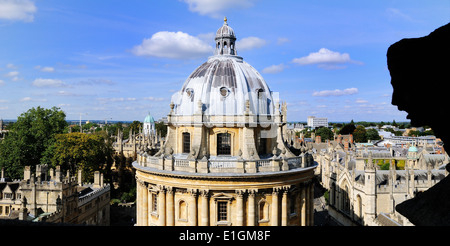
216, 17, 235, 38
170, 18, 275, 117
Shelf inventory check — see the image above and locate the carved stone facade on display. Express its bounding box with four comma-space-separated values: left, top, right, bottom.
0, 165, 110, 225
133, 18, 317, 226
134, 168, 315, 226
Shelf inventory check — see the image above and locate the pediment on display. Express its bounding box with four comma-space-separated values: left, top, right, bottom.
211, 192, 234, 200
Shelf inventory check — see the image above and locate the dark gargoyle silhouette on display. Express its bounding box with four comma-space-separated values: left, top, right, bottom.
387, 22, 450, 226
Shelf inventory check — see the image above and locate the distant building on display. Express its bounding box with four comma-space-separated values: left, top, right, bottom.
312, 139, 448, 226
143, 112, 156, 136
307, 116, 328, 128
0, 118, 8, 140
0, 165, 110, 225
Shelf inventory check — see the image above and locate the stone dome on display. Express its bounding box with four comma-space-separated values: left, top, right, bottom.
215, 17, 235, 38
170, 18, 275, 117
144, 113, 154, 123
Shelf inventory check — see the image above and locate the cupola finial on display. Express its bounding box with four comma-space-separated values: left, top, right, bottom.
224, 16, 227, 25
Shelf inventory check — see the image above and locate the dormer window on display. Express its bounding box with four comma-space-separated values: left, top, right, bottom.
257, 88, 264, 98
186, 88, 194, 100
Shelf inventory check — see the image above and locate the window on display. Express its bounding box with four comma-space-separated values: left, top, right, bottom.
257, 135, 267, 155
217, 201, 227, 222
219, 87, 229, 97
217, 133, 231, 155
290, 195, 296, 214
185, 88, 194, 99
152, 193, 158, 213
178, 200, 187, 221
182, 132, 190, 153
259, 202, 266, 220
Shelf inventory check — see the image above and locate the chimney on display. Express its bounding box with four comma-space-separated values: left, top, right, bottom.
78, 169, 82, 185
55, 166, 61, 181
24, 166, 31, 180
94, 171, 101, 188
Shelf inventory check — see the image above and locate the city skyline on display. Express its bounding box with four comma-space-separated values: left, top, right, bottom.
0, 0, 449, 122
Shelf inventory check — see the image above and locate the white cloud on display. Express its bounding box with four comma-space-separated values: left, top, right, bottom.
196, 32, 215, 43
262, 64, 286, 74
0, 79, 4, 86
32, 78, 65, 87
355, 99, 368, 104
97, 97, 137, 103
144, 97, 165, 101
5, 70, 19, 81
292, 48, 361, 69
132, 31, 214, 59
386, 8, 414, 22
182, 0, 255, 18
236, 37, 267, 51
277, 37, 290, 45
6, 63, 17, 69
20, 96, 47, 102
5, 71, 18, 77
35, 66, 55, 72
55, 90, 79, 97
312, 88, 358, 97
0, 0, 37, 22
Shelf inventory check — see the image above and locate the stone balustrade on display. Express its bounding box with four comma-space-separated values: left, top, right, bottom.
136, 151, 313, 174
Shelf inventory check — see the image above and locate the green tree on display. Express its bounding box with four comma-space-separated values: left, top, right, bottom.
352, 125, 367, 143
315, 127, 334, 140
129, 120, 142, 133
366, 128, 381, 141
339, 120, 356, 135
155, 121, 167, 137
0, 106, 67, 178
50, 132, 114, 183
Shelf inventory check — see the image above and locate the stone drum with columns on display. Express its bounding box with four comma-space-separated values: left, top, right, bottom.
133, 18, 317, 226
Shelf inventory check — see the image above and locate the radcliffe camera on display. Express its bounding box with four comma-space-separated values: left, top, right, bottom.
0, 0, 449, 237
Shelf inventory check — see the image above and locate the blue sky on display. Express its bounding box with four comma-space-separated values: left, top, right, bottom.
0, 0, 449, 122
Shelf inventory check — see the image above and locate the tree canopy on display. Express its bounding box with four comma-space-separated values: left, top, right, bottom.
50, 132, 114, 183
0, 106, 67, 178
315, 127, 334, 140
339, 120, 356, 135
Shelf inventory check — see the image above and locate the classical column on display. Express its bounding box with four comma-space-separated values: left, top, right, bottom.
281, 188, 288, 226
271, 188, 279, 226
248, 190, 256, 226
309, 181, 314, 226
166, 187, 174, 226
189, 189, 198, 226
136, 179, 141, 226
301, 184, 306, 226
200, 190, 209, 226
142, 183, 148, 226
236, 190, 245, 226
306, 182, 311, 226
158, 186, 166, 226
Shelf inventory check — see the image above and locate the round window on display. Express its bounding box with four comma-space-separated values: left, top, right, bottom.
220, 87, 229, 97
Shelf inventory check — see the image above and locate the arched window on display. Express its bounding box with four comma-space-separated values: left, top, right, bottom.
178, 200, 187, 221
182, 132, 190, 153
258, 199, 269, 223
343, 185, 350, 214
217, 133, 231, 155
259, 202, 266, 220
